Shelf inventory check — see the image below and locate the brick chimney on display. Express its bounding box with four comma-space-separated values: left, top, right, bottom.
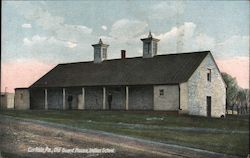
121, 50, 126, 59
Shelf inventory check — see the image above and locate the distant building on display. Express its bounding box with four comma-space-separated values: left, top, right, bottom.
0, 92, 14, 109
15, 32, 226, 117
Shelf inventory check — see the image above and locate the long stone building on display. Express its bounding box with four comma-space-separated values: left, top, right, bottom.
15, 32, 226, 117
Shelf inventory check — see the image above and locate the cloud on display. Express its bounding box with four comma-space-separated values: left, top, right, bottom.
55, 24, 93, 42
66, 41, 77, 48
21, 23, 32, 28
23, 35, 63, 46
213, 35, 249, 58
216, 57, 249, 89
23, 35, 47, 46
150, 1, 184, 19
110, 19, 148, 39
96, 19, 148, 58
14, 1, 92, 43
4, 2, 248, 92
23, 35, 78, 48
195, 33, 215, 51
21, 35, 90, 63
14, 2, 94, 61
36, 10, 64, 31
101, 25, 107, 31
1, 60, 55, 92
156, 22, 215, 54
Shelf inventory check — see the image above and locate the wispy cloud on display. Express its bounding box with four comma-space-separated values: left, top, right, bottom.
110, 19, 148, 39
213, 35, 249, 58
150, 1, 184, 19
100, 19, 148, 58
156, 22, 215, 53
21, 23, 32, 28
66, 41, 77, 48
101, 25, 107, 31
14, 1, 92, 43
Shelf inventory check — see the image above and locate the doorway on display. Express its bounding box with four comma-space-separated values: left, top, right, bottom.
207, 96, 211, 117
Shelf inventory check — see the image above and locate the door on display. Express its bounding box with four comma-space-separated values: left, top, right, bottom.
207, 96, 211, 117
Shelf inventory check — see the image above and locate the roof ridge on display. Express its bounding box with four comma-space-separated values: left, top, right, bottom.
59, 51, 210, 65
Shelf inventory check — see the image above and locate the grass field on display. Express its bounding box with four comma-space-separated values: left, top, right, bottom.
0, 110, 249, 157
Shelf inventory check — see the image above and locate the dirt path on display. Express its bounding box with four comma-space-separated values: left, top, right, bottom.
0, 115, 239, 158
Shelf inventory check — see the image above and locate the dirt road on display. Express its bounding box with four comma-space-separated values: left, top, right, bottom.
0, 115, 238, 158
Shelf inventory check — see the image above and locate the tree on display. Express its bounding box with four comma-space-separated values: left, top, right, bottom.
237, 89, 249, 114
222, 72, 249, 115
222, 73, 239, 107
244, 89, 249, 113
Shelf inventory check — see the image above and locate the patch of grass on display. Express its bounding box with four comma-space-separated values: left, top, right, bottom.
0, 151, 30, 158
0, 110, 249, 156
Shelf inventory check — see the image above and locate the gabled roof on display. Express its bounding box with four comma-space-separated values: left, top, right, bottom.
30, 51, 210, 88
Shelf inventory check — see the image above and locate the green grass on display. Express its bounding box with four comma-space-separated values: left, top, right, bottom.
0, 151, 30, 158
0, 110, 249, 157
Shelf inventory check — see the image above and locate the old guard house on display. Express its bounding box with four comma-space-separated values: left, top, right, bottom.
15, 32, 226, 117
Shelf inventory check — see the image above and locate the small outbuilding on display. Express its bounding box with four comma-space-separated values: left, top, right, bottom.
0, 92, 14, 109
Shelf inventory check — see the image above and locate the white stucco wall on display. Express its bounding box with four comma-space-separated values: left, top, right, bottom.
77, 94, 84, 110
1, 93, 14, 109
179, 82, 188, 114
14, 89, 30, 110
186, 53, 226, 117
154, 85, 179, 110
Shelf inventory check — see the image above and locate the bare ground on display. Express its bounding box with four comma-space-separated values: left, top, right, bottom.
0, 115, 239, 158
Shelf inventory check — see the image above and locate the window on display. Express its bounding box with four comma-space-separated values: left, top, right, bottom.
153, 42, 157, 55
159, 89, 164, 96
94, 50, 101, 59
102, 48, 107, 58
147, 42, 150, 54
207, 69, 211, 82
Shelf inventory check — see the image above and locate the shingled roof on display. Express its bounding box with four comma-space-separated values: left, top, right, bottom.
30, 51, 210, 88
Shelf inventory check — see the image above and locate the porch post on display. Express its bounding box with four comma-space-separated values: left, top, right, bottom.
62, 88, 66, 110
125, 86, 129, 110
45, 89, 48, 110
81, 87, 85, 110
103, 87, 106, 110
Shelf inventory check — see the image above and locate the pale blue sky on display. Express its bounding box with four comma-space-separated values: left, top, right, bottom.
1, 0, 249, 91
2, 0, 249, 63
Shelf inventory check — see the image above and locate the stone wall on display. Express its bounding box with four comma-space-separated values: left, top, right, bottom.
47, 88, 63, 110
85, 87, 103, 110
30, 89, 45, 109
65, 87, 82, 110
128, 86, 153, 110
187, 53, 226, 117
154, 85, 179, 111
30, 87, 84, 110
14, 89, 29, 110
106, 87, 126, 110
